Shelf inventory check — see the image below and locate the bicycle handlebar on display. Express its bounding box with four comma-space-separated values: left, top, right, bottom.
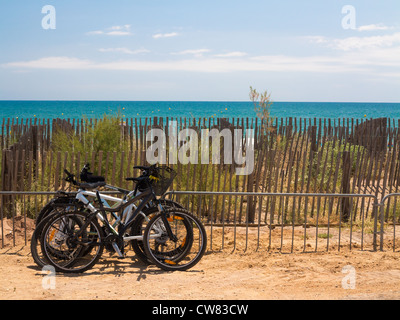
126, 164, 157, 183
64, 169, 73, 177
63, 164, 158, 190
64, 169, 77, 185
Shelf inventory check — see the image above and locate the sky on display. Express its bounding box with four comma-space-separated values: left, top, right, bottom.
0, 0, 399, 102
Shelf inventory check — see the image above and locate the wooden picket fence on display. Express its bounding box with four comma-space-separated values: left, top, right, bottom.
1, 116, 400, 225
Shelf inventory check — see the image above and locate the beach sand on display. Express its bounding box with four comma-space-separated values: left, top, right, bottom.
1, 220, 400, 300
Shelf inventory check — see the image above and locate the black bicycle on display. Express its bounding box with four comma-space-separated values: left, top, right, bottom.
39, 165, 207, 272
30, 164, 183, 269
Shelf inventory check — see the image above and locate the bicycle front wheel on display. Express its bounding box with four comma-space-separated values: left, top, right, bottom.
142, 208, 207, 271
130, 200, 185, 265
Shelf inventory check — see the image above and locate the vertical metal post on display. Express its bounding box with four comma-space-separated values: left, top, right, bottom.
372, 200, 383, 252
373, 202, 378, 252
380, 202, 385, 252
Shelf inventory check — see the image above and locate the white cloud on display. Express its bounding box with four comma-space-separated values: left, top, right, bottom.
304, 35, 329, 44
3, 39, 399, 76
214, 51, 248, 58
87, 25, 132, 36
110, 25, 131, 31
331, 32, 400, 51
358, 23, 394, 32
99, 48, 150, 55
170, 49, 247, 58
341, 46, 400, 68
3, 57, 94, 69
171, 49, 211, 58
306, 32, 400, 51
86, 30, 104, 35
172, 49, 210, 55
0, 54, 366, 73
106, 31, 132, 36
152, 32, 179, 39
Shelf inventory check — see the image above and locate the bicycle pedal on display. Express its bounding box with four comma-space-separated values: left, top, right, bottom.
112, 242, 124, 258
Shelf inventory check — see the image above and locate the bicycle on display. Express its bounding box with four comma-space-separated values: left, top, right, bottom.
39, 165, 207, 272
31, 164, 183, 268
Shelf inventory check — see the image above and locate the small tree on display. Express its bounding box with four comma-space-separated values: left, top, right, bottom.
246, 87, 274, 222
249, 86, 274, 149
249, 86, 273, 126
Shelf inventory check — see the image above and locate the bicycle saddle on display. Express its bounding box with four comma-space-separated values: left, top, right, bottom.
81, 173, 106, 183
78, 181, 106, 190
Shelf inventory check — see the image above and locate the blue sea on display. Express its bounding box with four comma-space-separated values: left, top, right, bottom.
0, 101, 399, 122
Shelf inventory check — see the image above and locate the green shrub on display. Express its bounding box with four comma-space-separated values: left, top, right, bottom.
52, 112, 126, 154
310, 141, 367, 192
51, 112, 129, 177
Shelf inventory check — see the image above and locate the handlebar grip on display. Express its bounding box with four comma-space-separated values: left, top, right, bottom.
64, 168, 79, 186
126, 177, 141, 182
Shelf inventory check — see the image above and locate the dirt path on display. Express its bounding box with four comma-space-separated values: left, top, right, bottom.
1, 243, 400, 300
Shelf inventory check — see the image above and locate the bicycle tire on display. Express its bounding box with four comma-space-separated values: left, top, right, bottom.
31, 211, 59, 268
130, 199, 184, 264
31, 206, 89, 269
142, 208, 207, 271
40, 211, 105, 273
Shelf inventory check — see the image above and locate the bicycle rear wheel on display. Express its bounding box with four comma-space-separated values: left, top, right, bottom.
142, 208, 207, 271
40, 211, 104, 273
31, 206, 87, 269
31, 210, 60, 269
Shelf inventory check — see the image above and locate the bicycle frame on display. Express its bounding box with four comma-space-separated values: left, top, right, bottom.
70, 185, 179, 259
101, 189, 176, 244
73, 187, 163, 240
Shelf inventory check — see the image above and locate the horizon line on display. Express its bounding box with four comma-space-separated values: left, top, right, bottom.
0, 99, 399, 104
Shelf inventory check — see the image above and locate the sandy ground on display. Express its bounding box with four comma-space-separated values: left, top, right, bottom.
1, 217, 400, 300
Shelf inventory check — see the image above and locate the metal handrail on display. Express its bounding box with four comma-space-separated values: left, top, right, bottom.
164, 190, 380, 252
0, 189, 391, 252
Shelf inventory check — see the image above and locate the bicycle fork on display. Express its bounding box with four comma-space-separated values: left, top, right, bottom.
157, 202, 178, 243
